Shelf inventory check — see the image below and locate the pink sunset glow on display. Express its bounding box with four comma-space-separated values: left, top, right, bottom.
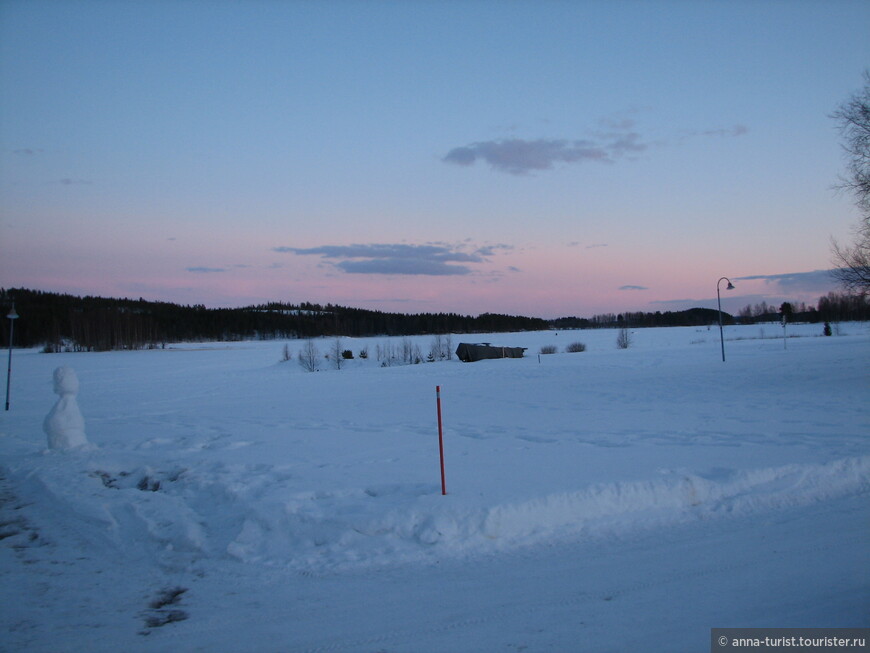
1, 1, 865, 318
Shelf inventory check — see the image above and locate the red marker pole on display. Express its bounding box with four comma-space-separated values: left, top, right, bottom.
436, 385, 447, 495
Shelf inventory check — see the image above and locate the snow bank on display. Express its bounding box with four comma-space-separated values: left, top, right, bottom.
217, 455, 870, 569
3, 451, 867, 574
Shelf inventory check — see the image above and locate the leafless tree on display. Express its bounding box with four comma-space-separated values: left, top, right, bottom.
330, 337, 343, 370
400, 337, 413, 364
429, 334, 453, 361
298, 339, 319, 372
831, 222, 870, 295
377, 340, 397, 366
831, 71, 870, 295
429, 334, 444, 361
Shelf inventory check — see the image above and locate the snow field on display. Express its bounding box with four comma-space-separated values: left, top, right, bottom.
0, 321, 868, 650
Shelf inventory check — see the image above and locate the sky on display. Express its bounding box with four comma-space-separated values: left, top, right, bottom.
1, 0, 868, 319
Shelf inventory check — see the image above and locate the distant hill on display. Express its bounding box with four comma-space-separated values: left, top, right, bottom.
551, 307, 733, 330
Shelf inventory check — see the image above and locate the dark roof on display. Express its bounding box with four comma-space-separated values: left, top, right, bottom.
455, 342, 526, 362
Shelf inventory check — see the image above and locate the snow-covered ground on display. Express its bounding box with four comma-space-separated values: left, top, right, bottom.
1, 322, 868, 652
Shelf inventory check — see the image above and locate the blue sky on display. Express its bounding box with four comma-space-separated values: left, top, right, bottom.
1, 0, 868, 318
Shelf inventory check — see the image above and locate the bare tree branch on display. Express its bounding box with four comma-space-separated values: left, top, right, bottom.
831, 71, 870, 294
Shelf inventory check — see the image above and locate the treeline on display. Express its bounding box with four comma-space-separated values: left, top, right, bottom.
551, 307, 729, 330
735, 292, 870, 324
2, 288, 867, 352
815, 292, 870, 322
553, 293, 870, 330
0, 288, 549, 351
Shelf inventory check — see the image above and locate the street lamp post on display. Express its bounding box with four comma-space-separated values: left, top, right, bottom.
5, 303, 19, 411
717, 277, 734, 362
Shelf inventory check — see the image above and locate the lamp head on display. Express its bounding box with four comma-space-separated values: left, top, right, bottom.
726, 281, 735, 290
6, 307, 18, 320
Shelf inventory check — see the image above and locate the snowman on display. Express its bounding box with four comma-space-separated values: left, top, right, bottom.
44, 367, 89, 450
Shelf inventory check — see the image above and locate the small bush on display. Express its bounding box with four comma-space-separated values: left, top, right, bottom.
539, 344, 558, 355
342, 350, 354, 359
359, 347, 368, 359
428, 334, 452, 361
616, 327, 632, 349
298, 340, 319, 372
565, 342, 586, 353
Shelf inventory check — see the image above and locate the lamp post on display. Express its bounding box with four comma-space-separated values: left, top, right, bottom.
5, 303, 18, 411
717, 277, 734, 362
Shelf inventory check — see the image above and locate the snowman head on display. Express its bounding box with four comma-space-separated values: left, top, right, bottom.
52, 367, 79, 396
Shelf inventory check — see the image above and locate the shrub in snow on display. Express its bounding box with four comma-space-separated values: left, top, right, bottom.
539, 345, 557, 355
43, 367, 89, 450
298, 340, 319, 372
824, 322, 832, 336
342, 350, 354, 360
330, 338, 344, 370
616, 327, 632, 349
428, 334, 453, 361
566, 342, 587, 353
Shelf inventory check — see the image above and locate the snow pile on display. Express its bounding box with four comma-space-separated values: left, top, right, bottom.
4, 450, 867, 576
139, 457, 870, 568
